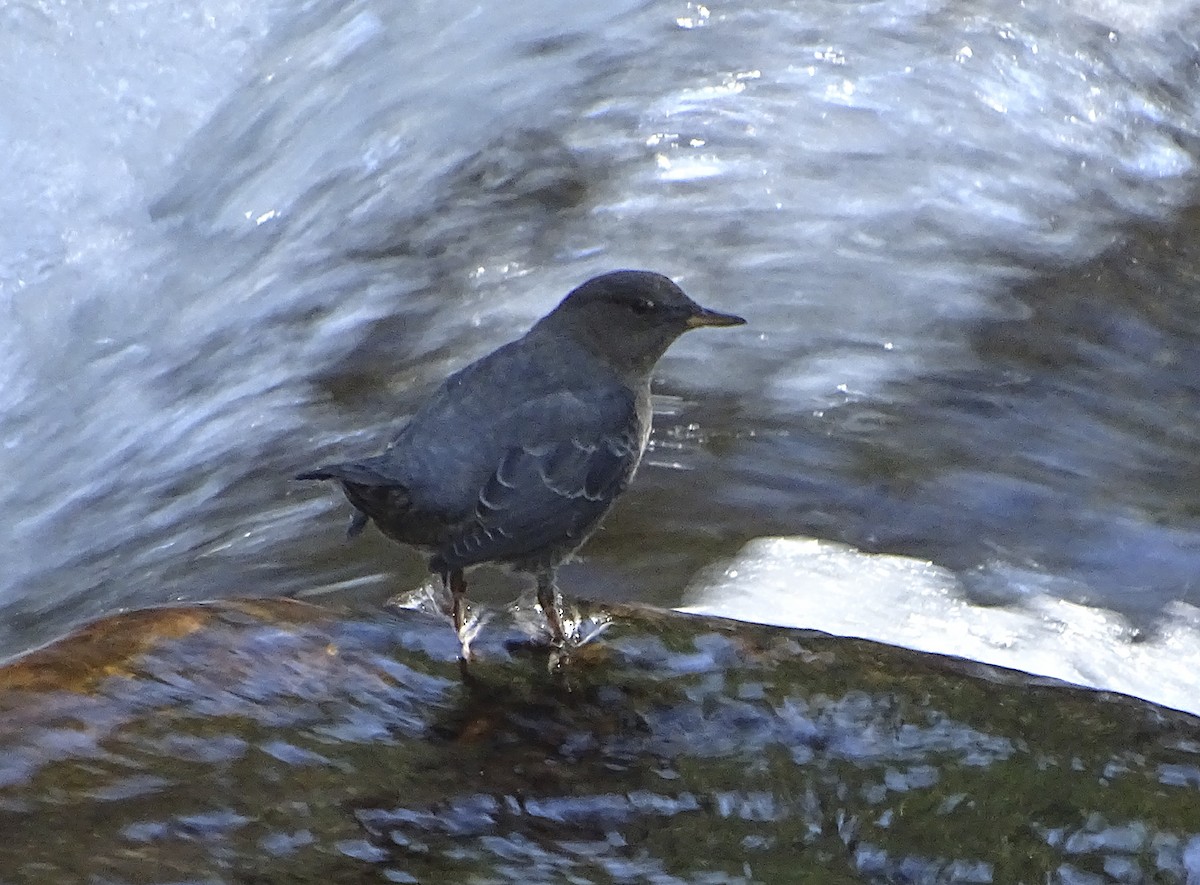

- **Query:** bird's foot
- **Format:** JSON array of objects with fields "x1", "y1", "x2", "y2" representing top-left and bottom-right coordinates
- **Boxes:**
[
  {"x1": 511, "y1": 591, "x2": 612, "y2": 653},
  {"x1": 511, "y1": 588, "x2": 569, "y2": 646},
  {"x1": 457, "y1": 607, "x2": 491, "y2": 661},
  {"x1": 547, "y1": 605, "x2": 615, "y2": 674},
  {"x1": 573, "y1": 612, "x2": 614, "y2": 647},
  {"x1": 542, "y1": 594, "x2": 569, "y2": 648},
  {"x1": 545, "y1": 596, "x2": 615, "y2": 648}
]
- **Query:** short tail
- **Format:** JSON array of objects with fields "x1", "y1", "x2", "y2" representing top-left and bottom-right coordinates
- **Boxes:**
[
  {"x1": 296, "y1": 458, "x2": 409, "y2": 540},
  {"x1": 295, "y1": 459, "x2": 400, "y2": 486}
]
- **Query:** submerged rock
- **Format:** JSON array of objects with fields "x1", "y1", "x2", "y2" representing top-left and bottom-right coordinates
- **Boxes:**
[{"x1": 0, "y1": 597, "x2": 1197, "y2": 883}]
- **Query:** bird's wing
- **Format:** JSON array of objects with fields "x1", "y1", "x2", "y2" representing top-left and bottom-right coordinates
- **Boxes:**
[{"x1": 439, "y1": 389, "x2": 643, "y2": 569}]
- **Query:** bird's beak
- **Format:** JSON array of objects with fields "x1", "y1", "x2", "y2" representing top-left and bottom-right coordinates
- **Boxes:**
[{"x1": 686, "y1": 305, "x2": 747, "y2": 328}]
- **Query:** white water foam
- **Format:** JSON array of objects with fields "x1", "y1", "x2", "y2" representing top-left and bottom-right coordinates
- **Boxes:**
[{"x1": 681, "y1": 537, "x2": 1200, "y2": 717}]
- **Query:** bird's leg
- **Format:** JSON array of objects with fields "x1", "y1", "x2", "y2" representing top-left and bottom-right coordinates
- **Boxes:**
[
  {"x1": 446, "y1": 568, "x2": 468, "y2": 635},
  {"x1": 440, "y1": 567, "x2": 476, "y2": 660},
  {"x1": 536, "y1": 569, "x2": 567, "y2": 646},
  {"x1": 436, "y1": 568, "x2": 452, "y2": 617}
]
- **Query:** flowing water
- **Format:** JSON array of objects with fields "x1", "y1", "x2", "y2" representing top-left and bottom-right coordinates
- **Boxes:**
[{"x1": 4, "y1": 0, "x2": 1200, "y2": 710}]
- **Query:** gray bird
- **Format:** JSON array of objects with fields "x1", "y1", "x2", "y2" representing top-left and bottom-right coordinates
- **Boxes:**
[{"x1": 297, "y1": 270, "x2": 744, "y2": 648}]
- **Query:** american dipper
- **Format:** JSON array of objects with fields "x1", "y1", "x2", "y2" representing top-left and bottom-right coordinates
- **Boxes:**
[{"x1": 297, "y1": 270, "x2": 745, "y2": 648}]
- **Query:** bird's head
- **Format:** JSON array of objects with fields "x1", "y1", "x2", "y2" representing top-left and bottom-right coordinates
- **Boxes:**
[{"x1": 535, "y1": 270, "x2": 745, "y2": 377}]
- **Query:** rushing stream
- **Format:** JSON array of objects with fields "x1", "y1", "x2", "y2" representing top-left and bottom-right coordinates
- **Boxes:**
[{"x1": 3, "y1": 0, "x2": 1200, "y2": 715}]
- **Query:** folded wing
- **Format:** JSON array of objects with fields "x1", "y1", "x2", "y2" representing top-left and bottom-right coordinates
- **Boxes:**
[{"x1": 440, "y1": 391, "x2": 643, "y2": 569}]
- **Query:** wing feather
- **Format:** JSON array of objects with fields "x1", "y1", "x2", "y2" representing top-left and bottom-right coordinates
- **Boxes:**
[{"x1": 446, "y1": 408, "x2": 643, "y2": 569}]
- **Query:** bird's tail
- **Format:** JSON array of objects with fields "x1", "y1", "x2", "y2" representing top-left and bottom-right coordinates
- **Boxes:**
[
  {"x1": 295, "y1": 459, "x2": 399, "y2": 486},
  {"x1": 296, "y1": 458, "x2": 410, "y2": 539}
]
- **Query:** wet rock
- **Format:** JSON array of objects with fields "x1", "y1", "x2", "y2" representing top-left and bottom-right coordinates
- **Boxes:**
[{"x1": 0, "y1": 598, "x2": 1197, "y2": 883}]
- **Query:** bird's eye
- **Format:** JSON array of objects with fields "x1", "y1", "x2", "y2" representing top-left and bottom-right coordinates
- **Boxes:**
[{"x1": 630, "y1": 298, "x2": 655, "y2": 315}]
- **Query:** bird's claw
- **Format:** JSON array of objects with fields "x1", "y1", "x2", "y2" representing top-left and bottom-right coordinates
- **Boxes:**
[{"x1": 457, "y1": 608, "x2": 491, "y2": 661}]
